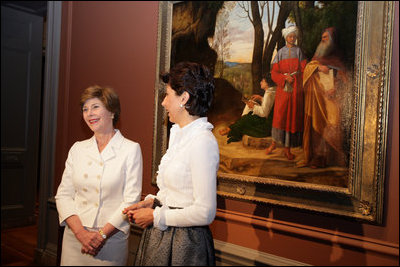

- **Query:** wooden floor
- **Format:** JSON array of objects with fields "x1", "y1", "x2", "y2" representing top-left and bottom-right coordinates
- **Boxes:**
[{"x1": 1, "y1": 224, "x2": 38, "y2": 266}]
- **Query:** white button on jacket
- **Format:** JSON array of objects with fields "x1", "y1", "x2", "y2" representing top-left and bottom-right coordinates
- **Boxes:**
[{"x1": 55, "y1": 130, "x2": 143, "y2": 234}]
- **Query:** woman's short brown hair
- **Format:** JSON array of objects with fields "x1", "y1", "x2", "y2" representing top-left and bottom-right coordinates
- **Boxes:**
[
  {"x1": 80, "y1": 85, "x2": 120, "y2": 126},
  {"x1": 161, "y1": 62, "x2": 215, "y2": 117}
]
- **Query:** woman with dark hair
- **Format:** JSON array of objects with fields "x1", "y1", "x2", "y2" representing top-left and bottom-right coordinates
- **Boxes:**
[
  {"x1": 55, "y1": 85, "x2": 143, "y2": 265},
  {"x1": 123, "y1": 62, "x2": 219, "y2": 266}
]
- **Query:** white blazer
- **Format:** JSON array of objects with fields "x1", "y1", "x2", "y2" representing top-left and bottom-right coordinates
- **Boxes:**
[{"x1": 55, "y1": 130, "x2": 142, "y2": 235}]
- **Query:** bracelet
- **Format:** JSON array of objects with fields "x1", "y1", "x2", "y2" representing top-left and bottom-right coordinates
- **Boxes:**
[
  {"x1": 98, "y1": 229, "x2": 107, "y2": 240},
  {"x1": 152, "y1": 198, "x2": 162, "y2": 209}
]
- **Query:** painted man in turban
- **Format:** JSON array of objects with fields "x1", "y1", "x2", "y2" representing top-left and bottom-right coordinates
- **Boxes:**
[
  {"x1": 299, "y1": 27, "x2": 348, "y2": 168},
  {"x1": 266, "y1": 26, "x2": 307, "y2": 160}
]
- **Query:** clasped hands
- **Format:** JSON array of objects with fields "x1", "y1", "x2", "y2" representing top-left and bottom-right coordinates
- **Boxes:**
[
  {"x1": 76, "y1": 229, "x2": 106, "y2": 256},
  {"x1": 122, "y1": 198, "x2": 155, "y2": 229}
]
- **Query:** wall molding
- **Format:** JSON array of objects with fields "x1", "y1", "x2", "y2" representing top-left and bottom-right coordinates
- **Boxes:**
[
  {"x1": 214, "y1": 239, "x2": 310, "y2": 266},
  {"x1": 216, "y1": 209, "x2": 399, "y2": 257},
  {"x1": 127, "y1": 223, "x2": 309, "y2": 266}
]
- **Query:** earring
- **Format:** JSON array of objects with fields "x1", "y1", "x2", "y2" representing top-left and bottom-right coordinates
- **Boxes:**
[
  {"x1": 180, "y1": 104, "x2": 183, "y2": 108},
  {"x1": 111, "y1": 114, "x2": 114, "y2": 119}
]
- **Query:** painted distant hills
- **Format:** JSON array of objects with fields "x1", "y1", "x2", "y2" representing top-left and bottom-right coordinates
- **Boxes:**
[
  {"x1": 217, "y1": 61, "x2": 252, "y2": 95},
  {"x1": 224, "y1": 61, "x2": 240, "y2": 67}
]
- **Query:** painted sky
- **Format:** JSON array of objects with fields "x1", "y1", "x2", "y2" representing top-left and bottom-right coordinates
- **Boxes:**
[{"x1": 212, "y1": 1, "x2": 293, "y2": 63}]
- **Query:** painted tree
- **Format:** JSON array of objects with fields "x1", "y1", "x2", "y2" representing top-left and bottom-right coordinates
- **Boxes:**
[
  {"x1": 237, "y1": 1, "x2": 265, "y2": 94},
  {"x1": 170, "y1": 1, "x2": 224, "y2": 72},
  {"x1": 210, "y1": 2, "x2": 235, "y2": 78}
]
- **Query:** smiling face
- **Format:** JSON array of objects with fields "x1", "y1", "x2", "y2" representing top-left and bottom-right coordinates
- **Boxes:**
[
  {"x1": 82, "y1": 97, "x2": 114, "y2": 134},
  {"x1": 161, "y1": 84, "x2": 184, "y2": 125}
]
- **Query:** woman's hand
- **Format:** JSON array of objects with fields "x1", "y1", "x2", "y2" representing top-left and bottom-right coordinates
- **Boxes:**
[
  {"x1": 123, "y1": 198, "x2": 154, "y2": 223},
  {"x1": 75, "y1": 228, "x2": 105, "y2": 256},
  {"x1": 127, "y1": 208, "x2": 154, "y2": 229},
  {"x1": 65, "y1": 215, "x2": 105, "y2": 256},
  {"x1": 123, "y1": 198, "x2": 154, "y2": 213}
]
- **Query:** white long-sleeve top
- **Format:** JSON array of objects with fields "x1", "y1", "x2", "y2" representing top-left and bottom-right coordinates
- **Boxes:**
[
  {"x1": 55, "y1": 130, "x2": 143, "y2": 234},
  {"x1": 147, "y1": 117, "x2": 219, "y2": 230},
  {"x1": 242, "y1": 86, "x2": 276, "y2": 117}
]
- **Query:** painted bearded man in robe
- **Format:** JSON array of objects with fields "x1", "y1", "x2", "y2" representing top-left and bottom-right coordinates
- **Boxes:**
[
  {"x1": 299, "y1": 27, "x2": 348, "y2": 168},
  {"x1": 266, "y1": 26, "x2": 307, "y2": 160}
]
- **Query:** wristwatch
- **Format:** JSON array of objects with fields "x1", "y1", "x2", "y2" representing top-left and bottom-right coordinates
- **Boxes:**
[{"x1": 98, "y1": 229, "x2": 107, "y2": 240}]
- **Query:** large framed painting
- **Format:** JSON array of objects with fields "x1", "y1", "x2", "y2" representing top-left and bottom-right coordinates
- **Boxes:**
[{"x1": 152, "y1": 1, "x2": 395, "y2": 224}]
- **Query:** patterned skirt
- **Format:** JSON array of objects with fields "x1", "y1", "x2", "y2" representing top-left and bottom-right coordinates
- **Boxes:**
[{"x1": 134, "y1": 225, "x2": 215, "y2": 266}]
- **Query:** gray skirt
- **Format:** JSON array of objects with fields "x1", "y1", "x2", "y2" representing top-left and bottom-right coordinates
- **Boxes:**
[{"x1": 134, "y1": 225, "x2": 215, "y2": 266}]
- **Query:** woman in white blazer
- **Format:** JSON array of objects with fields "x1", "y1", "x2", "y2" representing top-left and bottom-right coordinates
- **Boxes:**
[{"x1": 55, "y1": 85, "x2": 142, "y2": 265}]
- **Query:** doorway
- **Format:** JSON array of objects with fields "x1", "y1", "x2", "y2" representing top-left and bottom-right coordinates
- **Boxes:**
[{"x1": 1, "y1": 0, "x2": 48, "y2": 229}]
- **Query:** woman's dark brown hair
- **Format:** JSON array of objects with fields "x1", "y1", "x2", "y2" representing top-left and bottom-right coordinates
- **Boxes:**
[{"x1": 161, "y1": 62, "x2": 215, "y2": 117}]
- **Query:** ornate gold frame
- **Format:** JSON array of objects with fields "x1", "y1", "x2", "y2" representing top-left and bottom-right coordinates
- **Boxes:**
[{"x1": 152, "y1": 1, "x2": 395, "y2": 224}]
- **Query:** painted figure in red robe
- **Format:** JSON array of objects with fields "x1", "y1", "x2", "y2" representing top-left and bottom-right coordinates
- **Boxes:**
[{"x1": 265, "y1": 26, "x2": 307, "y2": 160}]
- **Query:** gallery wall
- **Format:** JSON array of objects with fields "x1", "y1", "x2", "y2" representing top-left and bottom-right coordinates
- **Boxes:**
[
  {"x1": 55, "y1": 1, "x2": 159, "y2": 197},
  {"x1": 54, "y1": 1, "x2": 399, "y2": 265}
]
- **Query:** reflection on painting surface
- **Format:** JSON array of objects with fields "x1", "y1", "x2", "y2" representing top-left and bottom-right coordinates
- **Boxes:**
[{"x1": 171, "y1": 1, "x2": 358, "y2": 188}]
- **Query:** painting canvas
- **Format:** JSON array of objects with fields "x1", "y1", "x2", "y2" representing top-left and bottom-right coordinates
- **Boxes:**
[
  {"x1": 152, "y1": 1, "x2": 395, "y2": 224},
  {"x1": 208, "y1": 1, "x2": 357, "y2": 189}
]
